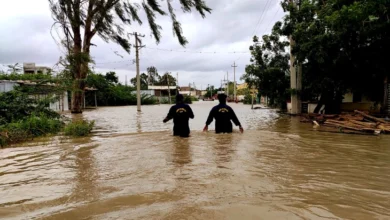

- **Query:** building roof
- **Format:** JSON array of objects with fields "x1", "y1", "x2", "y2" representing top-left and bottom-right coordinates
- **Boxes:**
[
  {"x1": 148, "y1": 85, "x2": 177, "y2": 90},
  {"x1": 0, "y1": 80, "x2": 56, "y2": 86},
  {"x1": 85, "y1": 87, "x2": 98, "y2": 91}
]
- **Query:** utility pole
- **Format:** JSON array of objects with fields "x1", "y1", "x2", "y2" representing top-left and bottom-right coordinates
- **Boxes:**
[
  {"x1": 131, "y1": 32, "x2": 145, "y2": 112},
  {"x1": 289, "y1": 0, "x2": 302, "y2": 114},
  {"x1": 167, "y1": 74, "x2": 171, "y2": 104},
  {"x1": 226, "y1": 71, "x2": 229, "y2": 97},
  {"x1": 207, "y1": 84, "x2": 210, "y2": 98},
  {"x1": 176, "y1": 72, "x2": 179, "y2": 95},
  {"x1": 125, "y1": 75, "x2": 127, "y2": 86},
  {"x1": 231, "y1": 62, "x2": 237, "y2": 102},
  {"x1": 193, "y1": 82, "x2": 196, "y2": 97},
  {"x1": 176, "y1": 72, "x2": 179, "y2": 87}
]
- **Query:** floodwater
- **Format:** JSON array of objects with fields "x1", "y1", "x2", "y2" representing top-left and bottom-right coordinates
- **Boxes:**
[{"x1": 1, "y1": 101, "x2": 390, "y2": 220}]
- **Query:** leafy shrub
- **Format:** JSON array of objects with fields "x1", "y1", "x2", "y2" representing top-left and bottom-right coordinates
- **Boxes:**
[
  {"x1": 0, "y1": 114, "x2": 63, "y2": 146},
  {"x1": 243, "y1": 94, "x2": 253, "y2": 104},
  {"x1": 64, "y1": 120, "x2": 95, "y2": 137},
  {"x1": 183, "y1": 95, "x2": 193, "y2": 104}
]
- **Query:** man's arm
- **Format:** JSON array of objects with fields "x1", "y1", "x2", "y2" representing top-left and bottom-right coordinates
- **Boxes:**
[
  {"x1": 203, "y1": 108, "x2": 215, "y2": 131},
  {"x1": 187, "y1": 105, "x2": 194, "y2": 119},
  {"x1": 229, "y1": 107, "x2": 244, "y2": 133},
  {"x1": 163, "y1": 106, "x2": 175, "y2": 123}
]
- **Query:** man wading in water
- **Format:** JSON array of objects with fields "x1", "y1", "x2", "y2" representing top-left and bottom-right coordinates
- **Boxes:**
[
  {"x1": 203, "y1": 93, "x2": 244, "y2": 133},
  {"x1": 163, "y1": 94, "x2": 194, "y2": 137}
]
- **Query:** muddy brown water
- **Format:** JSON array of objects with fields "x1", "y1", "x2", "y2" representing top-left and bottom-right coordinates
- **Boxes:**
[{"x1": 1, "y1": 101, "x2": 390, "y2": 220}]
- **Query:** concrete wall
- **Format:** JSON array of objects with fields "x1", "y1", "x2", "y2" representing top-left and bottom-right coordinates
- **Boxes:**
[
  {"x1": 340, "y1": 102, "x2": 380, "y2": 113},
  {"x1": 49, "y1": 92, "x2": 69, "y2": 112},
  {"x1": 0, "y1": 81, "x2": 19, "y2": 92},
  {"x1": 0, "y1": 81, "x2": 69, "y2": 112},
  {"x1": 342, "y1": 92, "x2": 353, "y2": 103},
  {"x1": 288, "y1": 102, "x2": 318, "y2": 114}
]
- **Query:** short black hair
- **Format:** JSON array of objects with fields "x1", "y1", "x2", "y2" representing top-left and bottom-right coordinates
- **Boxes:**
[
  {"x1": 218, "y1": 93, "x2": 227, "y2": 103},
  {"x1": 176, "y1": 94, "x2": 184, "y2": 103}
]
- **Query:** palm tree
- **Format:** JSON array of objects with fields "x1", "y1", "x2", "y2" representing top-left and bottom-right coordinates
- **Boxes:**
[{"x1": 48, "y1": 0, "x2": 211, "y2": 113}]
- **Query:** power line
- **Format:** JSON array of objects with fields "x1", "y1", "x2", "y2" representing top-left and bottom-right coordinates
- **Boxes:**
[
  {"x1": 144, "y1": 47, "x2": 249, "y2": 54},
  {"x1": 265, "y1": 4, "x2": 282, "y2": 33},
  {"x1": 235, "y1": 0, "x2": 272, "y2": 62},
  {"x1": 93, "y1": 59, "x2": 135, "y2": 65},
  {"x1": 252, "y1": 0, "x2": 272, "y2": 36}
]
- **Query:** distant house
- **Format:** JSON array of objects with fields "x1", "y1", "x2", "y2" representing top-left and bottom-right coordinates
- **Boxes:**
[
  {"x1": 0, "y1": 80, "x2": 69, "y2": 112},
  {"x1": 132, "y1": 85, "x2": 178, "y2": 102},
  {"x1": 146, "y1": 85, "x2": 178, "y2": 97},
  {"x1": 179, "y1": 86, "x2": 203, "y2": 97},
  {"x1": 236, "y1": 83, "x2": 258, "y2": 102},
  {"x1": 23, "y1": 63, "x2": 51, "y2": 74},
  {"x1": 287, "y1": 91, "x2": 386, "y2": 114}
]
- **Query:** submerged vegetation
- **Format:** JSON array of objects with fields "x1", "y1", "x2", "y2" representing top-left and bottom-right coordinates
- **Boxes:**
[
  {"x1": 64, "y1": 120, "x2": 95, "y2": 137},
  {"x1": 0, "y1": 81, "x2": 93, "y2": 147}
]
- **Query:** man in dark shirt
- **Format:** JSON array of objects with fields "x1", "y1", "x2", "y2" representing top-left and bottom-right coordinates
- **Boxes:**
[
  {"x1": 163, "y1": 94, "x2": 194, "y2": 137},
  {"x1": 203, "y1": 93, "x2": 243, "y2": 133}
]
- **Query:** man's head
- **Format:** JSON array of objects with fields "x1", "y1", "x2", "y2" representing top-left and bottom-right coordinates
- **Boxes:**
[
  {"x1": 218, "y1": 93, "x2": 227, "y2": 104},
  {"x1": 176, "y1": 94, "x2": 184, "y2": 103}
]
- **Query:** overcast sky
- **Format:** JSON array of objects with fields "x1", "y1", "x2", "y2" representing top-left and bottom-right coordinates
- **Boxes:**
[{"x1": 0, "y1": 0, "x2": 285, "y2": 89}]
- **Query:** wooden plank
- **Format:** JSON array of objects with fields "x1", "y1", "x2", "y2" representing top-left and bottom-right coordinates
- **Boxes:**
[
  {"x1": 349, "y1": 120, "x2": 377, "y2": 128},
  {"x1": 354, "y1": 110, "x2": 388, "y2": 124}
]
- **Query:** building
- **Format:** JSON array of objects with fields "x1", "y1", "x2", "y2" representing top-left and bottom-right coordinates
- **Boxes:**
[
  {"x1": 0, "y1": 80, "x2": 69, "y2": 112},
  {"x1": 340, "y1": 92, "x2": 381, "y2": 113},
  {"x1": 178, "y1": 86, "x2": 205, "y2": 97},
  {"x1": 236, "y1": 83, "x2": 258, "y2": 102},
  {"x1": 23, "y1": 63, "x2": 51, "y2": 74},
  {"x1": 286, "y1": 91, "x2": 386, "y2": 114}
]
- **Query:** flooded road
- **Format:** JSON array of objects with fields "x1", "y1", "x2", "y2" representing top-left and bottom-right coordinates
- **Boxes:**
[{"x1": 1, "y1": 101, "x2": 390, "y2": 219}]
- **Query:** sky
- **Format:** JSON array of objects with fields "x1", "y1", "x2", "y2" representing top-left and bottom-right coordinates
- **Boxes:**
[{"x1": 0, "y1": 0, "x2": 286, "y2": 89}]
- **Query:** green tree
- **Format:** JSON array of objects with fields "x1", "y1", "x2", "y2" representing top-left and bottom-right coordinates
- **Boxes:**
[
  {"x1": 158, "y1": 72, "x2": 176, "y2": 86},
  {"x1": 130, "y1": 73, "x2": 148, "y2": 90},
  {"x1": 146, "y1": 66, "x2": 160, "y2": 85},
  {"x1": 105, "y1": 71, "x2": 119, "y2": 84},
  {"x1": 278, "y1": 0, "x2": 390, "y2": 113},
  {"x1": 7, "y1": 63, "x2": 22, "y2": 73},
  {"x1": 241, "y1": 28, "x2": 290, "y2": 108},
  {"x1": 48, "y1": 0, "x2": 211, "y2": 113},
  {"x1": 204, "y1": 85, "x2": 218, "y2": 98}
]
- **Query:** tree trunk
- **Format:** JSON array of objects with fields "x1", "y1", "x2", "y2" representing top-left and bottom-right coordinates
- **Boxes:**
[{"x1": 71, "y1": 79, "x2": 85, "y2": 114}]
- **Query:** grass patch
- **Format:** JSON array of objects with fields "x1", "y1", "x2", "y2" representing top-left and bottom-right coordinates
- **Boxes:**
[{"x1": 64, "y1": 120, "x2": 95, "y2": 137}]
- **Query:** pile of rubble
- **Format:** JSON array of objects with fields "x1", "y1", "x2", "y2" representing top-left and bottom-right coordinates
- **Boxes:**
[{"x1": 301, "y1": 110, "x2": 390, "y2": 135}]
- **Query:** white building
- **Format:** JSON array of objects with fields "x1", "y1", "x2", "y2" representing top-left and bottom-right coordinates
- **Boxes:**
[
  {"x1": 23, "y1": 63, "x2": 51, "y2": 74},
  {"x1": 0, "y1": 80, "x2": 69, "y2": 112}
]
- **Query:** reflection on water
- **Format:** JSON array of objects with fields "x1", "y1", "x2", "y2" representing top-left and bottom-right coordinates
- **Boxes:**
[{"x1": 1, "y1": 101, "x2": 390, "y2": 219}]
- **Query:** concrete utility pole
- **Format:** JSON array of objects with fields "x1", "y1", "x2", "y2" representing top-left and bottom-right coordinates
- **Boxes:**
[
  {"x1": 226, "y1": 71, "x2": 229, "y2": 97},
  {"x1": 167, "y1": 74, "x2": 171, "y2": 104},
  {"x1": 289, "y1": 0, "x2": 302, "y2": 114},
  {"x1": 193, "y1": 82, "x2": 196, "y2": 97},
  {"x1": 132, "y1": 32, "x2": 145, "y2": 112},
  {"x1": 176, "y1": 72, "x2": 179, "y2": 95},
  {"x1": 231, "y1": 62, "x2": 237, "y2": 101}
]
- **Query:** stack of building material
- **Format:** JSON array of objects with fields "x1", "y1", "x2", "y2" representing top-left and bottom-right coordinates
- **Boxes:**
[{"x1": 302, "y1": 110, "x2": 390, "y2": 134}]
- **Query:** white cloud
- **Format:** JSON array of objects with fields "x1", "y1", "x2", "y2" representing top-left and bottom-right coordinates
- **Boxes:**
[{"x1": 0, "y1": 0, "x2": 286, "y2": 87}]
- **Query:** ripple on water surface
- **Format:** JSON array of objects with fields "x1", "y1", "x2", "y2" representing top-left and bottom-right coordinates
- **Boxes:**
[{"x1": 1, "y1": 102, "x2": 390, "y2": 219}]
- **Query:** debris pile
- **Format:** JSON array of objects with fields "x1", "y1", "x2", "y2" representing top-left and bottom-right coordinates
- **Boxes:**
[{"x1": 301, "y1": 110, "x2": 390, "y2": 135}]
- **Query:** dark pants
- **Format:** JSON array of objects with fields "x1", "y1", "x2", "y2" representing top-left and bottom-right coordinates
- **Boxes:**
[
  {"x1": 215, "y1": 121, "x2": 233, "y2": 134},
  {"x1": 173, "y1": 125, "x2": 190, "y2": 137}
]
